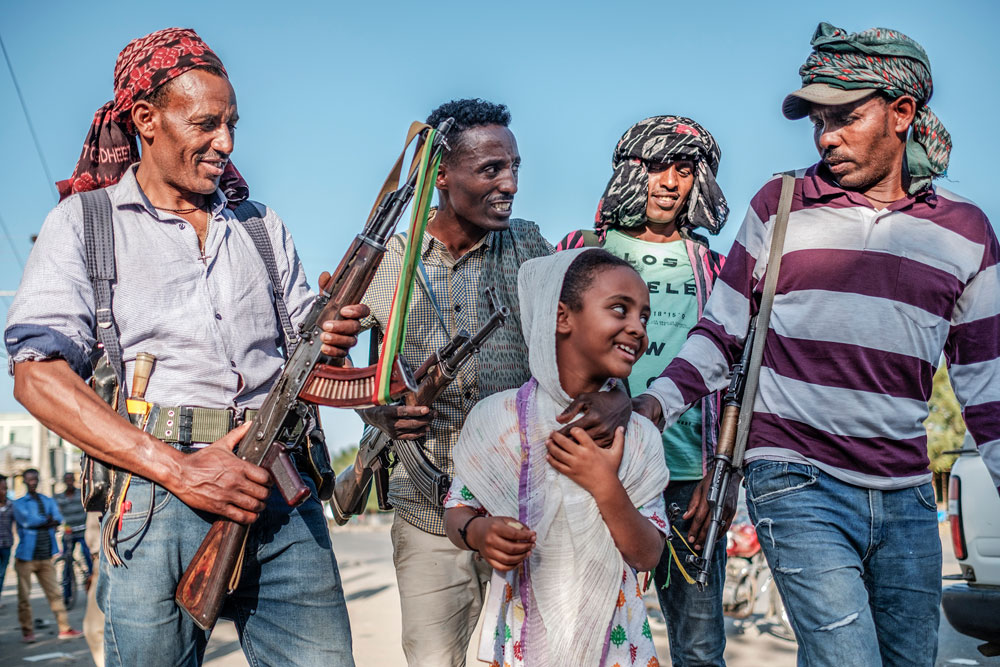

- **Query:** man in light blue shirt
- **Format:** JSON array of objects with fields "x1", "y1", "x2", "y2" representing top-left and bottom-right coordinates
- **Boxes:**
[
  {"x1": 12, "y1": 469, "x2": 80, "y2": 642},
  {"x1": 5, "y1": 28, "x2": 364, "y2": 665}
]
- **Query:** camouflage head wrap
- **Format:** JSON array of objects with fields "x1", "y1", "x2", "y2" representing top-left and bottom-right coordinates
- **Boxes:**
[
  {"x1": 596, "y1": 116, "x2": 729, "y2": 236},
  {"x1": 798, "y1": 22, "x2": 951, "y2": 194}
]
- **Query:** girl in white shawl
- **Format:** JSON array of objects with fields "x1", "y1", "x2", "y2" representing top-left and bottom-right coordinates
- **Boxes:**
[{"x1": 444, "y1": 249, "x2": 670, "y2": 667}]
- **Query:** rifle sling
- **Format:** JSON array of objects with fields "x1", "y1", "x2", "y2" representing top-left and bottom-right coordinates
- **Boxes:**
[
  {"x1": 393, "y1": 438, "x2": 450, "y2": 506},
  {"x1": 732, "y1": 173, "x2": 795, "y2": 467}
]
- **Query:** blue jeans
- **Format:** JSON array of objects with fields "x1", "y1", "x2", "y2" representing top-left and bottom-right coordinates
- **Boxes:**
[
  {"x1": 97, "y1": 477, "x2": 354, "y2": 667},
  {"x1": 744, "y1": 460, "x2": 941, "y2": 667},
  {"x1": 653, "y1": 480, "x2": 727, "y2": 667},
  {"x1": 0, "y1": 545, "x2": 10, "y2": 601},
  {"x1": 61, "y1": 532, "x2": 93, "y2": 600}
]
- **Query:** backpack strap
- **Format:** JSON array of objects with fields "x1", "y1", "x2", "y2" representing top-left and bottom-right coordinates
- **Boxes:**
[
  {"x1": 556, "y1": 229, "x2": 603, "y2": 251},
  {"x1": 80, "y1": 189, "x2": 129, "y2": 419},
  {"x1": 233, "y1": 201, "x2": 298, "y2": 356}
]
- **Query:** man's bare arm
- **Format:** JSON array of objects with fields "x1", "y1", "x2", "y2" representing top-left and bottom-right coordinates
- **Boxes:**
[{"x1": 13, "y1": 359, "x2": 270, "y2": 524}]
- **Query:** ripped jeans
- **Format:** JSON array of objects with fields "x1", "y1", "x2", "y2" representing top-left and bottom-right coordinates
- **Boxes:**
[{"x1": 744, "y1": 460, "x2": 940, "y2": 667}]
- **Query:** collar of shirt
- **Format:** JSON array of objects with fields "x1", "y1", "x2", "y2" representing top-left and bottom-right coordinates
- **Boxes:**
[
  {"x1": 421, "y1": 228, "x2": 494, "y2": 269},
  {"x1": 801, "y1": 161, "x2": 938, "y2": 212},
  {"x1": 108, "y1": 164, "x2": 229, "y2": 221}
]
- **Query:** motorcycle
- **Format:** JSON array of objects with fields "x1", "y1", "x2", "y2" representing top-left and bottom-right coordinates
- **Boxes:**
[{"x1": 722, "y1": 492, "x2": 795, "y2": 641}]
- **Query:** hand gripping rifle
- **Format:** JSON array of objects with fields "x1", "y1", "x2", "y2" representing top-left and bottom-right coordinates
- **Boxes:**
[
  {"x1": 684, "y1": 172, "x2": 795, "y2": 590},
  {"x1": 175, "y1": 119, "x2": 453, "y2": 631},
  {"x1": 331, "y1": 288, "x2": 509, "y2": 524},
  {"x1": 685, "y1": 317, "x2": 756, "y2": 590}
]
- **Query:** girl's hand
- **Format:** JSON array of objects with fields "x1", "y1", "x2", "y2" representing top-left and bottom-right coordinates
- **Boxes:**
[
  {"x1": 545, "y1": 426, "x2": 625, "y2": 498},
  {"x1": 467, "y1": 516, "x2": 536, "y2": 572}
]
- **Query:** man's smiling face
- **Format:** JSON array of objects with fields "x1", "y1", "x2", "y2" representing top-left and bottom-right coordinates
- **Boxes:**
[
  {"x1": 140, "y1": 68, "x2": 239, "y2": 199},
  {"x1": 645, "y1": 159, "x2": 695, "y2": 225},
  {"x1": 437, "y1": 124, "x2": 520, "y2": 232}
]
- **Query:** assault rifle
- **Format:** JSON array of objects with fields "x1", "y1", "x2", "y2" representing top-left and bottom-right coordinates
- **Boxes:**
[
  {"x1": 331, "y1": 288, "x2": 509, "y2": 524},
  {"x1": 175, "y1": 119, "x2": 452, "y2": 631},
  {"x1": 684, "y1": 172, "x2": 794, "y2": 590},
  {"x1": 685, "y1": 316, "x2": 757, "y2": 590}
]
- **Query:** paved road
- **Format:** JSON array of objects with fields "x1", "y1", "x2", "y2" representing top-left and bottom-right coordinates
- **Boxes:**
[{"x1": 1, "y1": 518, "x2": 994, "y2": 665}]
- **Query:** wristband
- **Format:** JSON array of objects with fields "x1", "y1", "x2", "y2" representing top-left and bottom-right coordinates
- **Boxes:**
[{"x1": 458, "y1": 514, "x2": 484, "y2": 552}]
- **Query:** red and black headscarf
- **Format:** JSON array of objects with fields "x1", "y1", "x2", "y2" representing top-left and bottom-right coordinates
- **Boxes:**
[{"x1": 57, "y1": 28, "x2": 248, "y2": 206}]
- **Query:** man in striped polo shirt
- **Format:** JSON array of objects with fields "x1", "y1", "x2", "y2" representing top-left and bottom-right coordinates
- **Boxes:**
[{"x1": 635, "y1": 22, "x2": 1000, "y2": 666}]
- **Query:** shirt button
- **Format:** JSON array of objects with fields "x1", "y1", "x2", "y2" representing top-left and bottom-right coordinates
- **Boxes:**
[
  {"x1": 454, "y1": 304, "x2": 462, "y2": 313},
  {"x1": 215, "y1": 313, "x2": 222, "y2": 320},
  {"x1": 178, "y1": 223, "x2": 186, "y2": 230},
  {"x1": 231, "y1": 361, "x2": 237, "y2": 368},
  {"x1": 464, "y1": 390, "x2": 472, "y2": 399}
]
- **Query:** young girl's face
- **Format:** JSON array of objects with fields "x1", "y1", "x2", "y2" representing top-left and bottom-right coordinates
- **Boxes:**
[{"x1": 558, "y1": 265, "x2": 650, "y2": 382}]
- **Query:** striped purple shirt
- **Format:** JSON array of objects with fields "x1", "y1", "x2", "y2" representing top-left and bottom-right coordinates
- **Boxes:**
[{"x1": 646, "y1": 164, "x2": 1000, "y2": 493}]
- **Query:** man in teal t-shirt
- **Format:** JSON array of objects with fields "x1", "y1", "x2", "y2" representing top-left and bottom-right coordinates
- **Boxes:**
[
  {"x1": 557, "y1": 115, "x2": 730, "y2": 666},
  {"x1": 602, "y1": 231, "x2": 704, "y2": 480}
]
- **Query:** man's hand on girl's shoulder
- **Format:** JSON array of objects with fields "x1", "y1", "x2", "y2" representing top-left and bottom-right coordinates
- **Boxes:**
[
  {"x1": 632, "y1": 394, "x2": 664, "y2": 430},
  {"x1": 556, "y1": 384, "x2": 632, "y2": 448}
]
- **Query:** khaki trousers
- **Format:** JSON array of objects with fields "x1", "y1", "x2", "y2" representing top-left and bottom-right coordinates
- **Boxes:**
[
  {"x1": 391, "y1": 514, "x2": 492, "y2": 667},
  {"x1": 83, "y1": 511, "x2": 104, "y2": 665},
  {"x1": 15, "y1": 557, "x2": 71, "y2": 635}
]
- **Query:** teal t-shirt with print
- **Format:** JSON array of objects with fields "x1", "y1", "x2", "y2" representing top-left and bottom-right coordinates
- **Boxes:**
[{"x1": 602, "y1": 229, "x2": 704, "y2": 481}]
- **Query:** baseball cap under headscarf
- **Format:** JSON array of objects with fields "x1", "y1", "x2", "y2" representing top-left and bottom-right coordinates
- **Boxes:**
[
  {"x1": 57, "y1": 28, "x2": 249, "y2": 206},
  {"x1": 596, "y1": 116, "x2": 729, "y2": 236},
  {"x1": 782, "y1": 22, "x2": 951, "y2": 194}
]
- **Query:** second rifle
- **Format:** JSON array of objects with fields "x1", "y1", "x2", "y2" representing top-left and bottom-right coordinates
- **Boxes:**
[
  {"x1": 684, "y1": 316, "x2": 757, "y2": 590},
  {"x1": 331, "y1": 288, "x2": 509, "y2": 523}
]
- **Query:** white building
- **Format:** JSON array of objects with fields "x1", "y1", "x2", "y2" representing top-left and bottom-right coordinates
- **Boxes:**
[{"x1": 0, "y1": 412, "x2": 79, "y2": 496}]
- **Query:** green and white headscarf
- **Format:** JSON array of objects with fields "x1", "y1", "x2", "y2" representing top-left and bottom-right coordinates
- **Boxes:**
[{"x1": 798, "y1": 22, "x2": 951, "y2": 193}]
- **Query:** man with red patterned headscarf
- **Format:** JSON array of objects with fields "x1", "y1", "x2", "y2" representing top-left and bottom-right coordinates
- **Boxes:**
[{"x1": 6, "y1": 28, "x2": 362, "y2": 665}]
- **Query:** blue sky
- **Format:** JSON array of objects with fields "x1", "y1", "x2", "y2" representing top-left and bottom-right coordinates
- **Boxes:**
[{"x1": 1, "y1": 0, "x2": 997, "y2": 450}]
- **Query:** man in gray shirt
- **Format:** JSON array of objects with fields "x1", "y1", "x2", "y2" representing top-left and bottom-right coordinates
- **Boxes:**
[
  {"x1": 5, "y1": 28, "x2": 364, "y2": 665},
  {"x1": 55, "y1": 473, "x2": 92, "y2": 591}
]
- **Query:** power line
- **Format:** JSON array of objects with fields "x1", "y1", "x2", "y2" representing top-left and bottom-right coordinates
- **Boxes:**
[
  {"x1": 0, "y1": 210, "x2": 25, "y2": 270},
  {"x1": 0, "y1": 31, "x2": 58, "y2": 202}
]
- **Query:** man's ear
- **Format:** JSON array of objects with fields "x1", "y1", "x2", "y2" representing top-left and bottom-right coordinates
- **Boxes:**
[
  {"x1": 889, "y1": 95, "x2": 917, "y2": 136},
  {"x1": 131, "y1": 100, "x2": 158, "y2": 142},
  {"x1": 556, "y1": 302, "x2": 573, "y2": 335},
  {"x1": 435, "y1": 160, "x2": 448, "y2": 191}
]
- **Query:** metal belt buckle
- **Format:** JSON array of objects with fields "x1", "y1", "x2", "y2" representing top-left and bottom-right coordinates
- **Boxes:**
[{"x1": 230, "y1": 406, "x2": 247, "y2": 428}]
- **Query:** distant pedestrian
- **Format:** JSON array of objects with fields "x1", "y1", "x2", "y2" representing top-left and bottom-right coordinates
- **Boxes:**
[
  {"x1": 0, "y1": 474, "x2": 13, "y2": 606},
  {"x1": 55, "y1": 471, "x2": 94, "y2": 596},
  {"x1": 12, "y1": 468, "x2": 82, "y2": 642}
]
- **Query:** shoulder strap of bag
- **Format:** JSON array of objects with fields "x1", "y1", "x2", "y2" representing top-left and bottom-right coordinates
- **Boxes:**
[
  {"x1": 733, "y1": 172, "x2": 795, "y2": 464},
  {"x1": 80, "y1": 189, "x2": 129, "y2": 419},
  {"x1": 233, "y1": 201, "x2": 298, "y2": 357}
]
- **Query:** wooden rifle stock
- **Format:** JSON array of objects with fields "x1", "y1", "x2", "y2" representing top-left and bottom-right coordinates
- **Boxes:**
[{"x1": 175, "y1": 520, "x2": 247, "y2": 630}]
